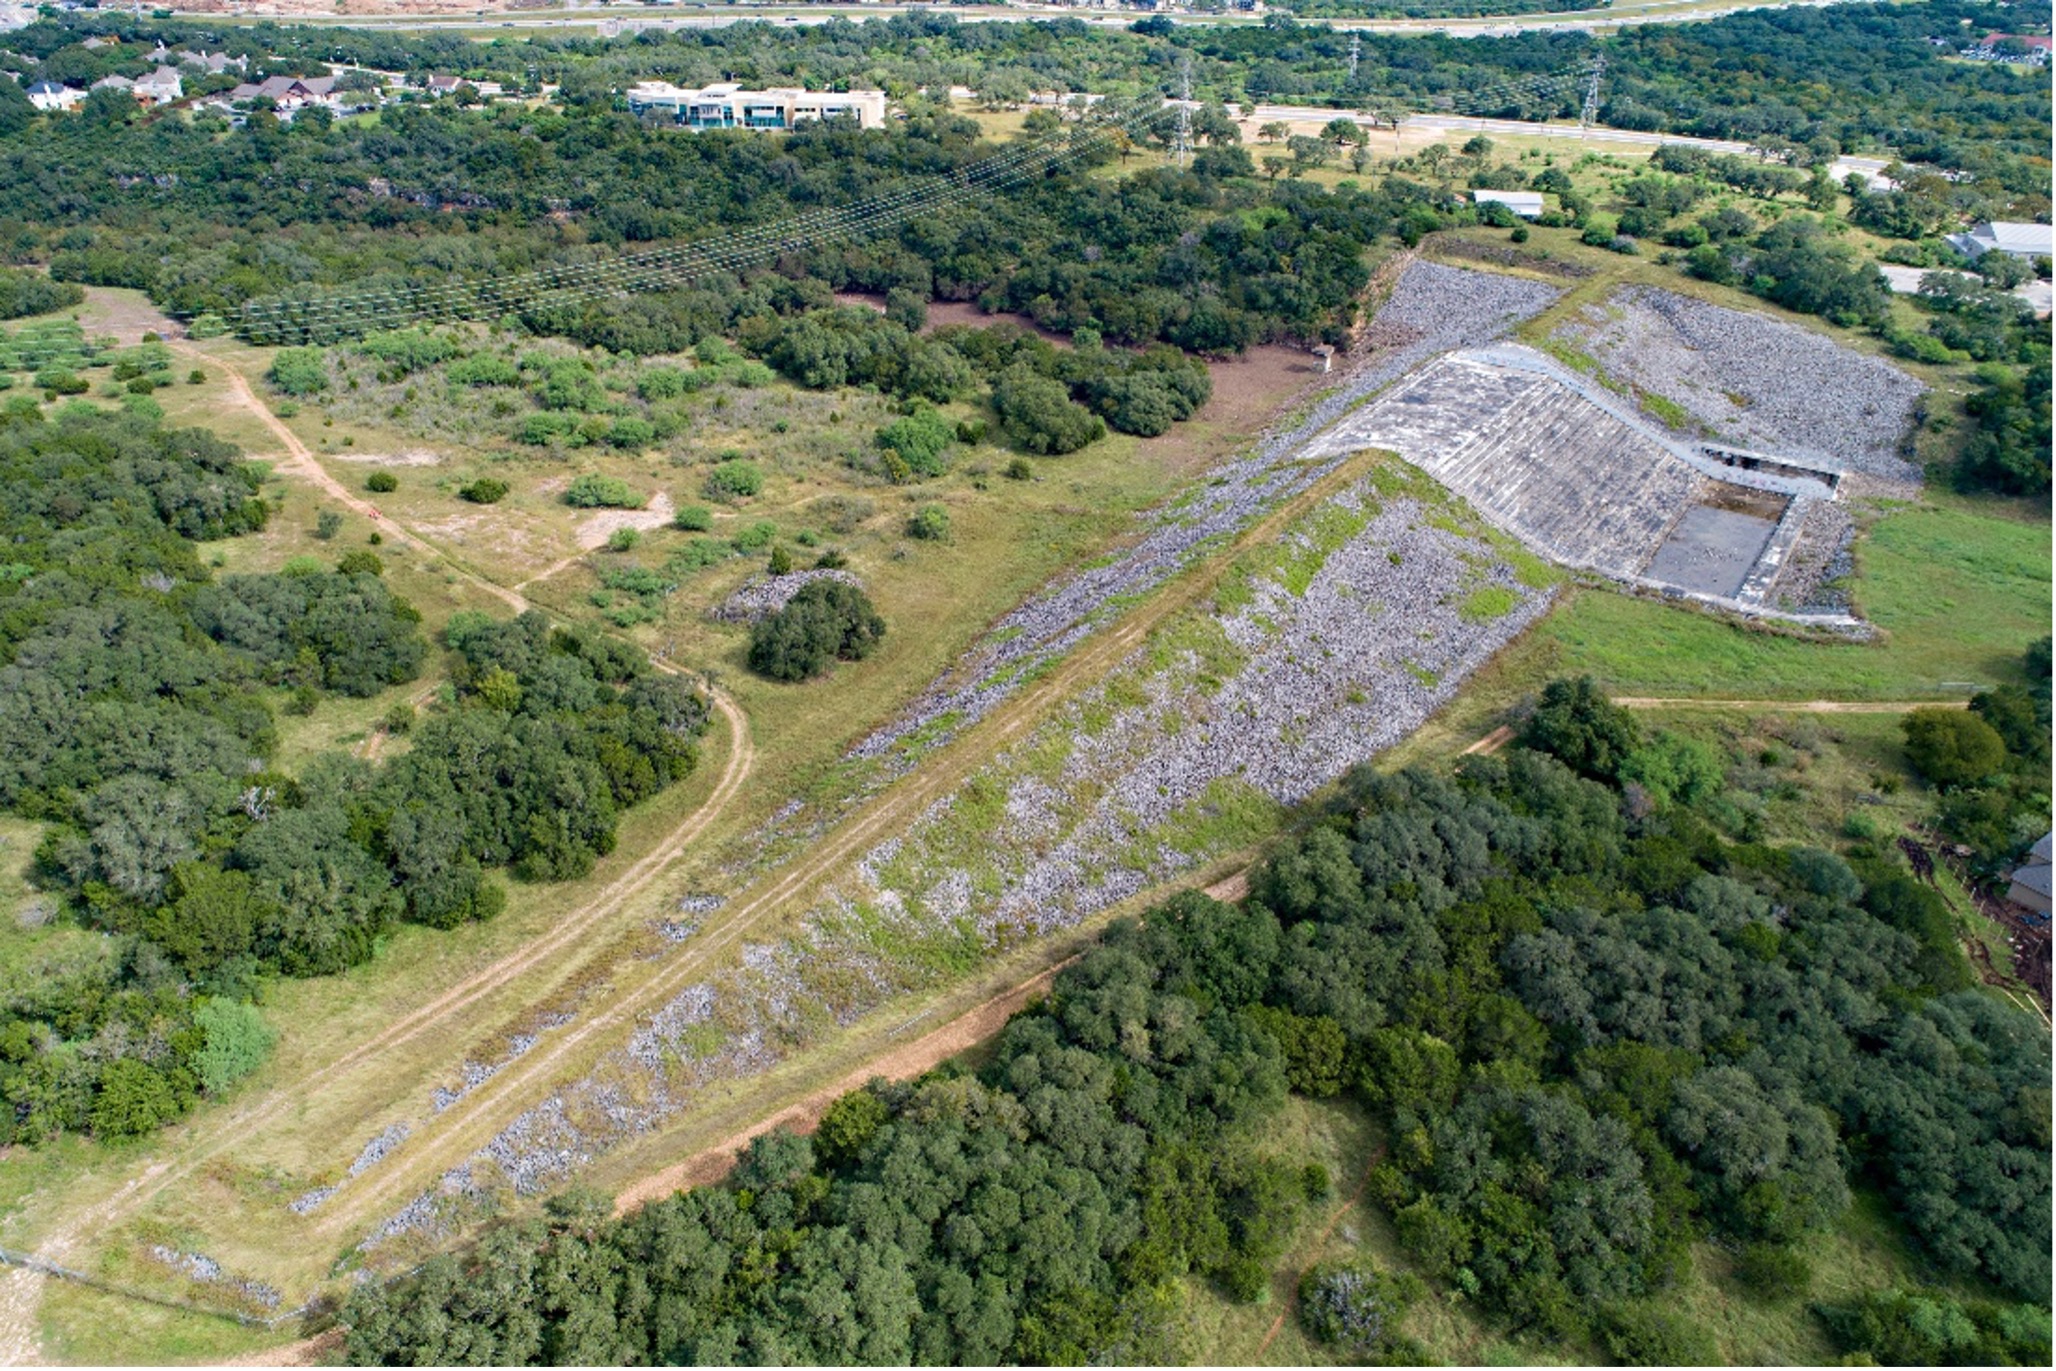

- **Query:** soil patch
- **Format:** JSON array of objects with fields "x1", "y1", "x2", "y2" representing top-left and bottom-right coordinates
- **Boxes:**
[
  {"x1": 613, "y1": 959, "x2": 1073, "y2": 1214},
  {"x1": 575, "y1": 491, "x2": 676, "y2": 550},
  {"x1": 327, "y1": 448, "x2": 444, "y2": 468}
]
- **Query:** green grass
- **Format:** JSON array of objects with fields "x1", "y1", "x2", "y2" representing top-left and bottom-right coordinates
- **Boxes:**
[
  {"x1": 1637, "y1": 389, "x2": 1693, "y2": 431},
  {"x1": 1458, "y1": 584, "x2": 1522, "y2": 623},
  {"x1": 1541, "y1": 503, "x2": 2050, "y2": 699}
]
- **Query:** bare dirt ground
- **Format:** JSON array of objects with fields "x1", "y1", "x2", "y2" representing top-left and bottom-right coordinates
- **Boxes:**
[
  {"x1": 72, "y1": 289, "x2": 180, "y2": 346},
  {"x1": 609, "y1": 858, "x2": 1260, "y2": 1214},
  {"x1": 323, "y1": 448, "x2": 445, "y2": 468},
  {"x1": 613, "y1": 959, "x2": 1076, "y2": 1212},
  {"x1": 573, "y1": 491, "x2": 675, "y2": 549},
  {"x1": 1462, "y1": 724, "x2": 1516, "y2": 755}
]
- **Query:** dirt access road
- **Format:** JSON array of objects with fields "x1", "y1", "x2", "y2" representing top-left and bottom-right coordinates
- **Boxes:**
[
  {"x1": 320, "y1": 441, "x2": 1384, "y2": 1242},
  {"x1": 0, "y1": 351, "x2": 758, "y2": 1364}
]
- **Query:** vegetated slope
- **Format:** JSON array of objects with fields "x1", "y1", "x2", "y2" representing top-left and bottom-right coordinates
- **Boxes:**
[
  {"x1": 0, "y1": 404, "x2": 712, "y2": 1148},
  {"x1": 338, "y1": 716, "x2": 2052, "y2": 1365}
]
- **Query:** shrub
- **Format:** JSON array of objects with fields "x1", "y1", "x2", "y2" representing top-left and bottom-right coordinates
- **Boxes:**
[
  {"x1": 1519, "y1": 676, "x2": 1641, "y2": 783},
  {"x1": 356, "y1": 328, "x2": 457, "y2": 376},
  {"x1": 637, "y1": 366, "x2": 691, "y2": 401},
  {"x1": 731, "y1": 519, "x2": 777, "y2": 552},
  {"x1": 608, "y1": 416, "x2": 656, "y2": 450},
  {"x1": 704, "y1": 458, "x2": 765, "y2": 501},
  {"x1": 564, "y1": 474, "x2": 646, "y2": 509},
  {"x1": 606, "y1": 528, "x2": 642, "y2": 553},
  {"x1": 191, "y1": 998, "x2": 277, "y2": 1096},
  {"x1": 673, "y1": 504, "x2": 714, "y2": 532},
  {"x1": 34, "y1": 370, "x2": 88, "y2": 396},
  {"x1": 447, "y1": 353, "x2": 521, "y2": 387},
  {"x1": 1005, "y1": 457, "x2": 1034, "y2": 480},
  {"x1": 907, "y1": 504, "x2": 952, "y2": 541},
  {"x1": 876, "y1": 406, "x2": 955, "y2": 478},
  {"x1": 336, "y1": 549, "x2": 384, "y2": 576},
  {"x1": 267, "y1": 346, "x2": 328, "y2": 396},
  {"x1": 460, "y1": 478, "x2": 509, "y2": 504},
  {"x1": 366, "y1": 471, "x2": 398, "y2": 493},
  {"x1": 1298, "y1": 1261, "x2": 1424, "y2": 1360},
  {"x1": 747, "y1": 581, "x2": 886, "y2": 682},
  {"x1": 1902, "y1": 707, "x2": 2006, "y2": 789},
  {"x1": 314, "y1": 510, "x2": 343, "y2": 541},
  {"x1": 767, "y1": 543, "x2": 795, "y2": 574}
]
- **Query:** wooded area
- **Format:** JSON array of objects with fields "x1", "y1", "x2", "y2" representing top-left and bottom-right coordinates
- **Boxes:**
[
  {"x1": 339, "y1": 696, "x2": 2052, "y2": 1364},
  {"x1": 0, "y1": 407, "x2": 711, "y2": 1144}
]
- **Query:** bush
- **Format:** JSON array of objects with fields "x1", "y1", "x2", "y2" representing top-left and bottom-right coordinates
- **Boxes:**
[
  {"x1": 447, "y1": 352, "x2": 522, "y2": 387},
  {"x1": 1902, "y1": 707, "x2": 2006, "y2": 789},
  {"x1": 0, "y1": 268, "x2": 86, "y2": 321},
  {"x1": 876, "y1": 406, "x2": 955, "y2": 478},
  {"x1": 267, "y1": 346, "x2": 328, "y2": 396},
  {"x1": 1005, "y1": 457, "x2": 1034, "y2": 480},
  {"x1": 366, "y1": 471, "x2": 398, "y2": 493},
  {"x1": 191, "y1": 998, "x2": 277, "y2": 1096},
  {"x1": 608, "y1": 417, "x2": 656, "y2": 450},
  {"x1": 673, "y1": 504, "x2": 715, "y2": 532},
  {"x1": 460, "y1": 478, "x2": 509, "y2": 505},
  {"x1": 606, "y1": 528, "x2": 642, "y2": 553},
  {"x1": 1298, "y1": 1261, "x2": 1424, "y2": 1359},
  {"x1": 907, "y1": 504, "x2": 951, "y2": 541},
  {"x1": 336, "y1": 549, "x2": 384, "y2": 576},
  {"x1": 314, "y1": 510, "x2": 343, "y2": 541},
  {"x1": 704, "y1": 458, "x2": 765, "y2": 501},
  {"x1": 747, "y1": 580, "x2": 886, "y2": 682},
  {"x1": 564, "y1": 473, "x2": 646, "y2": 509}
]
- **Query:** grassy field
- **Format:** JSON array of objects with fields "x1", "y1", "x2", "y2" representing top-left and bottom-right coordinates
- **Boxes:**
[{"x1": 1539, "y1": 503, "x2": 2050, "y2": 700}]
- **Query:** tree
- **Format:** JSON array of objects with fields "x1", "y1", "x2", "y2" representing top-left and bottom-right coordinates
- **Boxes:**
[
  {"x1": 747, "y1": 581, "x2": 887, "y2": 682},
  {"x1": 907, "y1": 504, "x2": 951, "y2": 541},
  {"x1": 1519, "y1": 677, "x2": 1642, "y2": 783},
  {"x1": 1257, "y1": 121, "x2": 1289, "y2": 144},
  {"x1": 1902, "y1": 707, "x2": 2006, "y2": 789},
  {"x1": 91, "y1": 1060, "x2": 181, "y2": 1139},
  {"x1": 993, "y1": 365, "x2": 1104, "y2": 455}
]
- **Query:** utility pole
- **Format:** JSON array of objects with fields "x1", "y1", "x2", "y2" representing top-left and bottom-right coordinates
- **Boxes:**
[
  {"x1": 1174, "y1": 55, "x2": 1192, "y2": 167},
  {"x1": 1580, "y1": 51, "x2": 1606, "y2": 134},
  {"x1": 1348, "y1": 32, "x2": 1361, "y2": 81}
]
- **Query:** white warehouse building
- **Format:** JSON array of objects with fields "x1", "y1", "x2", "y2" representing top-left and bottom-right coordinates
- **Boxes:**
[{"x1": 625, "y1": 82, "x2": 887, "y2": 131}]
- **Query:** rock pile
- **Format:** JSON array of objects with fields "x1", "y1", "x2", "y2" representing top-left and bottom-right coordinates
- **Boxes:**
[
  {"x1": 709, "y1": 569, "x2": 862, "y2": 624},
  {"x1": 852, "y1": 262, "x2": 1562, "y2": 763},
  {"x1": 1556, "y1": 287, "x2": 1925, "y2": 482}
]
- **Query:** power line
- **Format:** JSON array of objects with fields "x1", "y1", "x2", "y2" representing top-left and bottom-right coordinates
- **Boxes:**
[{"x1": 236, "y1": 101, "x2": 1174, "y2": 345}]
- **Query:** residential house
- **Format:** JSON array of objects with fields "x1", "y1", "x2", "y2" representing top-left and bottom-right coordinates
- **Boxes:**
[
  {"x1": 133, "y1": 66, "x2": 183, "y2": 105},
  {"x1": 90, "y1": 73, "x2": 133, "y2": 95},
  {"x1": 1945, "y1": 221, "x2": 2056, "y2": 260},
  {"x1": 424, "y1": 73, "x2": 463, "y2": 97},
  {"x1": 2007, "y1": 833, "x2": 2053, "y2": 917},
  {"x1": 625, "y1": 81, "x2": 887, "y2": 130},
  {"x1": 226, "y1": 74, "x2": 341, "y2": 112},
  {"x1": 25, "y1": 79, "x2": 83, "y2": 112},
  {"x1": 1472, "y1": 189, "x2": 1545, "y2": 219},
  {"x1": 179, "y1": 51, "x2": 250, "y2": 77}
]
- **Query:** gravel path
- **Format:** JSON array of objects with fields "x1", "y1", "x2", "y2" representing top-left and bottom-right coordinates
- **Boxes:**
[{"x1": 1554, "y1": 287, "x2": 1925, "y2": 482}]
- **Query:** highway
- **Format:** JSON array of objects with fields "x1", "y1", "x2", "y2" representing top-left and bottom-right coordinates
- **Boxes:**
[{"x1": 176, "y1": 0, "x2": 1874, "y2": 39}]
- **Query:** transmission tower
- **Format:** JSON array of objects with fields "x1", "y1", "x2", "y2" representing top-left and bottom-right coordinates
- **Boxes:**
[
  {"x1": 1348, "y1": 32, "x2": 1361, "y2": 81},
  {"x1": 1580, "y1": 52, "x2": 1606, "y2": 132},
  {"x1": 1174, "y1": 55, "x2": 1193, "y2": 167}
]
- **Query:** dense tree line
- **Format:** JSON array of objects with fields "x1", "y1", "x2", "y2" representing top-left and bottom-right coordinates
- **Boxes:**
[
  {"x1": 0, "y1": 267, "x2": 83, "y2": 322},
  {"x1": 340, "y1": 682, "x2": 2050, "y2": 1364},
  {"x1": 0, "y1": 407, "x2": 711, "y2": 1145}
]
